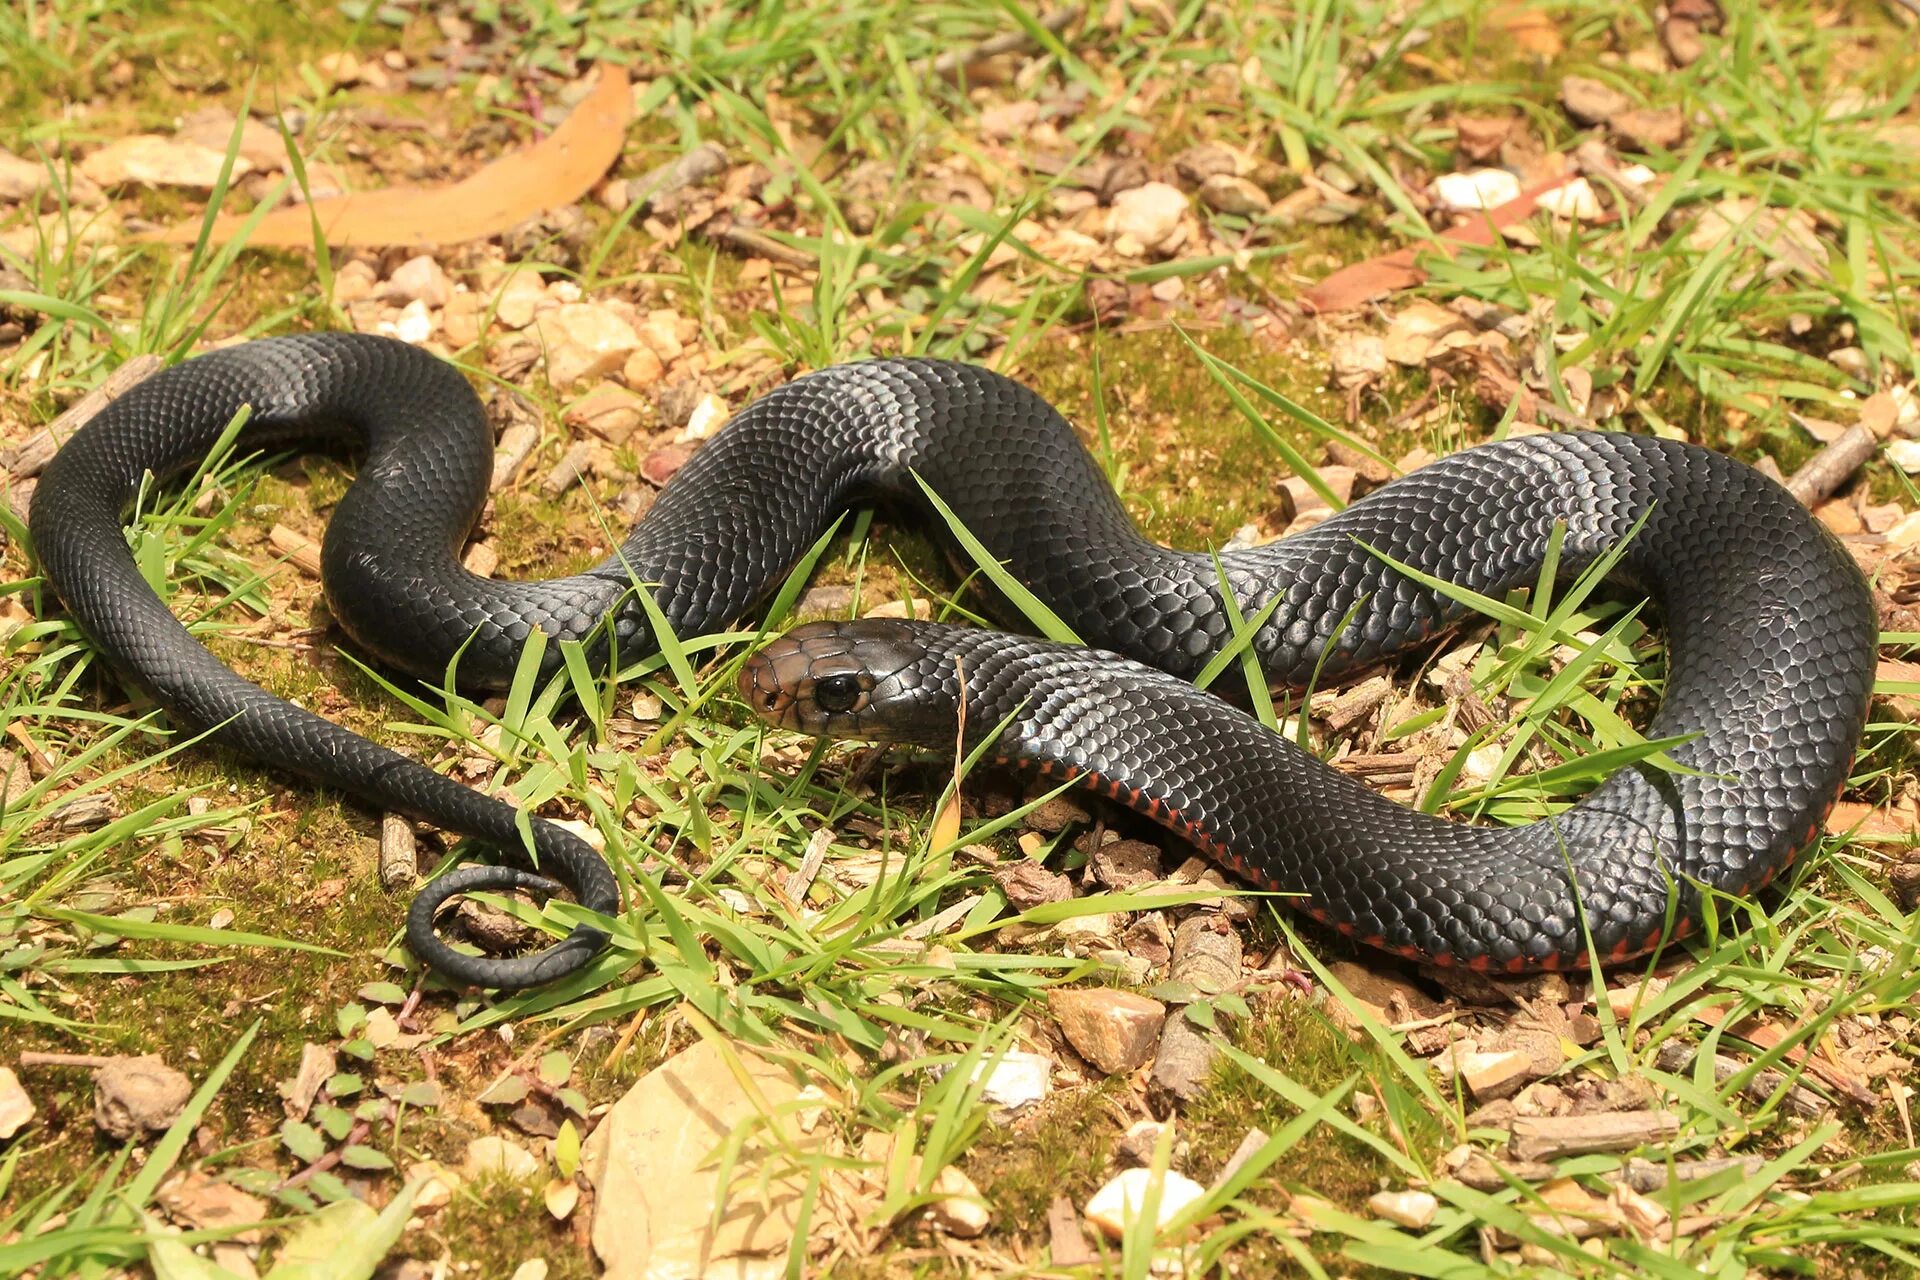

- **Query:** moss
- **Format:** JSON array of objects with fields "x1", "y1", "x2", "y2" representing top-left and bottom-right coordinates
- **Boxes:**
[
  {"x1": 430, "y1": 1177, "x2": 599, "y2": 1279},
  {"x1": 962, "y1": 1076, "x2": 1132, "y2": 1239}
]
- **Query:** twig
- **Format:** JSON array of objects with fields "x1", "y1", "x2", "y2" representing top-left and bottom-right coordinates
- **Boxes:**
[
  {"x1": 711, "y1": 222, "x2": 817, "y2": 270},
  {"x1": 609, "y1": 141, "x2": 729, "y2": 212},
  {"x1": 17, "y1": 1051, "x2": 117, "y2": 1068},
  {"x1": 1786, "y1": 423, "x2": 1877, "y2": 506},
  {"x1": 281, "y1": 1117, "x2": 373, "y2": 1189}
]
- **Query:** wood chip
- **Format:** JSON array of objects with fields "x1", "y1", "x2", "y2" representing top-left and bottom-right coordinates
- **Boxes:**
[
  {"x1": 783, "y1": 827, "x2": 833, "y2": 901},
  {"x1": 929, "y1": 4, "x2": 1082, "y2": 76},
  {"x1": 1508, "y1": 1110, "x2": 1680, "y2": 1162},
  {"x1": 491, "y1": 419, "x2": 542, "y2": 491},
  {"x1": 1210, "y1": 1127, "x2": 1271, "y2": 1190},
  {"x1": 1150, "y1": 1011, "x2": 1216, "y2": 1102},
  {"x1": 1047, "y1": 1194, "x2": 1095, "y2": 1266},
  {"x1": 378, "y1": 813, "x2": 418, "y2": 889},
  {"x1": 1611, "y1": 1154, "x2": 1763, "y2": 1194},
  {"x1": 269, "y1": 525, "x2": 323, "y2": 577},
  {"x1": 1169, "y1": 914, "x2": 1241, "y2": 994},
  {"x1": 1654, "y1": 1041, "x2": 1829, "y2": 1118}
]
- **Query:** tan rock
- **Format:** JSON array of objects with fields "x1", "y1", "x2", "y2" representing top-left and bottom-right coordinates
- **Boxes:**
[
  {"x1": 94, "y1": 1056, "x2": 192, "y2": 1140},
  {"x1": 1198, "y1": 174, "x2": 1270, "y2": 216},
  {"x1": 1885, "y1": 511, "x2": 1920, "y2": 549},
  {"x1": 0, "y1": 1066, "x2": 33, "y2": 1139},
  {"x1": 638, "y1": 309, "x2": 685, "y2": 362},
  {"x1": 674, "y1": 392, "x2": 730, "y2": 444},
  {"x1": 0, "y1": 149, "x2": 104, "y2": 207},
  {"x1": 565, "y1": 384, "x2": 647, "y2": 444},
  {"x1": 0, "y1": 206, "x2": 120, "y2": 257},
  {"x1": 1090, "y1": 839, "x2": 1162, "y2": 891},
  {"x1": 1049, "y1": 988, "x2": 1167, "y2": 1075},
  {"x1": 173, "y1": 108, "x2": 290, "y2": 172},
  {"x1": 493, "y1": 269, "x2": 551, "y2": 329},
  {"x1": 405, "y1": 1160, "x2": 462, "y2": 1210},
  {"x1": 442, "y1": 291, "x2": 490, "y2": 346},
  {"x1": 329, "y1": 259, "x2": 379, "y2": 306},
  {"x1": 81, "y1": 135, "x2": 251, "y2": 189},
  {"x1": 1434, "y1": 1045, "x2": 1538, "y2": 1100},
  {"x1": 158, "y1": 1171, "x2": 268, "y2": 1241},
  {"x1": 1560, "y1": 75, "x2": 1632, "y2": 126},
  {"x1": 1083, "y1": 1167, "x2": 1207, "y2": 1239},
  {"x1": 581, "y1": 1037, "x2": 820, "y2": 1280},
  {"x1": 536, "y1": 303, "x2": 642, "y2": 389},
  {"x1": 380, "y1": 254, "x2": 452, "y2": 308},
  {"x1": 926, "y1": 1165, "x2": 990, "y2": 1237},
  {"x1": 1110, "y1": 182, "x2": 1189, "y2": 255},
  {"x1": 622, "y1": 346, "x2": 665, "y2": 389}
]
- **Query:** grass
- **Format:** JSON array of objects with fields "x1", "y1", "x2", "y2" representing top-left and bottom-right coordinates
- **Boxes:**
[{"x1": 4, "y1": 0, "x2": 1920, "y2": 1276}]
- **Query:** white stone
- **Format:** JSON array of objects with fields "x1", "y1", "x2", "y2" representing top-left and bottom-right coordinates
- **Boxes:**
[
  {"x1": 390, "y1": 299, "x2": 435, "y2": 345},
  {"x1": 1368, "y1": 1188, "x2": 1438, "y2": 1229},
  {"x1": 1430, "y1": 168, "x2": 1521, "y2": 212},
  {"x1": 0, "y1": 1067, "x2": 33, "y2": 1139},
  {"x1": 674, "y1": 393, "x2": 730, "y2": 444},
  {"x1": 1887, "y1": 439, "x2": 1920, "y2": 474},
  {"x1": 926, "y1": 1166, "x2": 990, "y2": 1236},
  {"x1": 1084, "y1": 1167, "x2": 1208, "y2": 1239},
  {"x1": 1536, "y1": 177, "x2": 1604, "y2": 220},
  {"x1": 964, "y1": 1050, "x2": 1051, "y2": 1113}
]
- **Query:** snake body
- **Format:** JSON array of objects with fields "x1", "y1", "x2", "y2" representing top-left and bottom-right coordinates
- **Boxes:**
[{"x1": 30, "y1": 333, "x2": 1877, "y2": 982}]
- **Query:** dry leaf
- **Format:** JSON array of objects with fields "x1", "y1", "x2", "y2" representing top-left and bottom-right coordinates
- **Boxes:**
[
  {"x1": 1303, "y1": 173, "x2": 1581, "y2": 313},
  {"x1": 140, "y1": 65, "x2": 631, "y2": 248}
]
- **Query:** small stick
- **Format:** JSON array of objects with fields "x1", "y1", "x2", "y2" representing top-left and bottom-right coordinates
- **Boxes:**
[
  {"x1": 17, "y1": 1051, "x2": 117, "y2": 1068},
  {"x1": 611, "y1": 141, "x2": 728, "y2": 212},
  {"x1": 1787, "y1": 423, "x2": 1876, "y2": 507},
  {"x1": 269, "y1": 524, "x2": 324, "y2": 577},
  {"x1": 491, "y1": 420, "x2": 542, "y2": 491},
  {"x1": 712, "y1": 223, "x2": 816, "y2": 270},
  {"x1": 782, "y1": 827, "x2": 833, "y2": 902},
  {"x1": 541, "y1": 440, "x2": 596, "y2": 498}
]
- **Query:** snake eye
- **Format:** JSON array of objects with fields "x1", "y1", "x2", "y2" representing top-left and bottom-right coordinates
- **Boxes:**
[{"x1": 812, "y1": 673, "x2": 863, "y2": 714}]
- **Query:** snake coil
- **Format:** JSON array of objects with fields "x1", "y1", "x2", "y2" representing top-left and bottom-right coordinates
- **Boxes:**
[{"x1": 29, "y1": 334, "x2": 1877, "y2": 983}]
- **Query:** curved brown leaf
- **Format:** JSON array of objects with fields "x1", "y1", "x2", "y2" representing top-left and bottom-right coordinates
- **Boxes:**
[{"x1": 139, "y1": 64, "x2": 631, "y2": 249}]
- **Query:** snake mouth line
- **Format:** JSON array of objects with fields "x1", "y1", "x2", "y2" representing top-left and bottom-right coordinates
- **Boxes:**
[{"x1": 738, "y1": 651, "x2": 801, "y2": 729}]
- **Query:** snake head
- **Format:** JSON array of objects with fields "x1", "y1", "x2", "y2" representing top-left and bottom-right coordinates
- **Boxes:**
[{"x1": 740, "y1": 619, "x2": 959, "y2": 746}]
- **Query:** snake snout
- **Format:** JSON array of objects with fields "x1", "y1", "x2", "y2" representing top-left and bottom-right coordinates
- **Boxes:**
[{"x1": 741, "y1": 619, "x2": 952, "y2": 742}]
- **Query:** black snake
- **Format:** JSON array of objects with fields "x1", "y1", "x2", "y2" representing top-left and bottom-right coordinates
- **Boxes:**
[{"x1": 29, "y1": 333, "x2": 1877, "y2": 985}]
